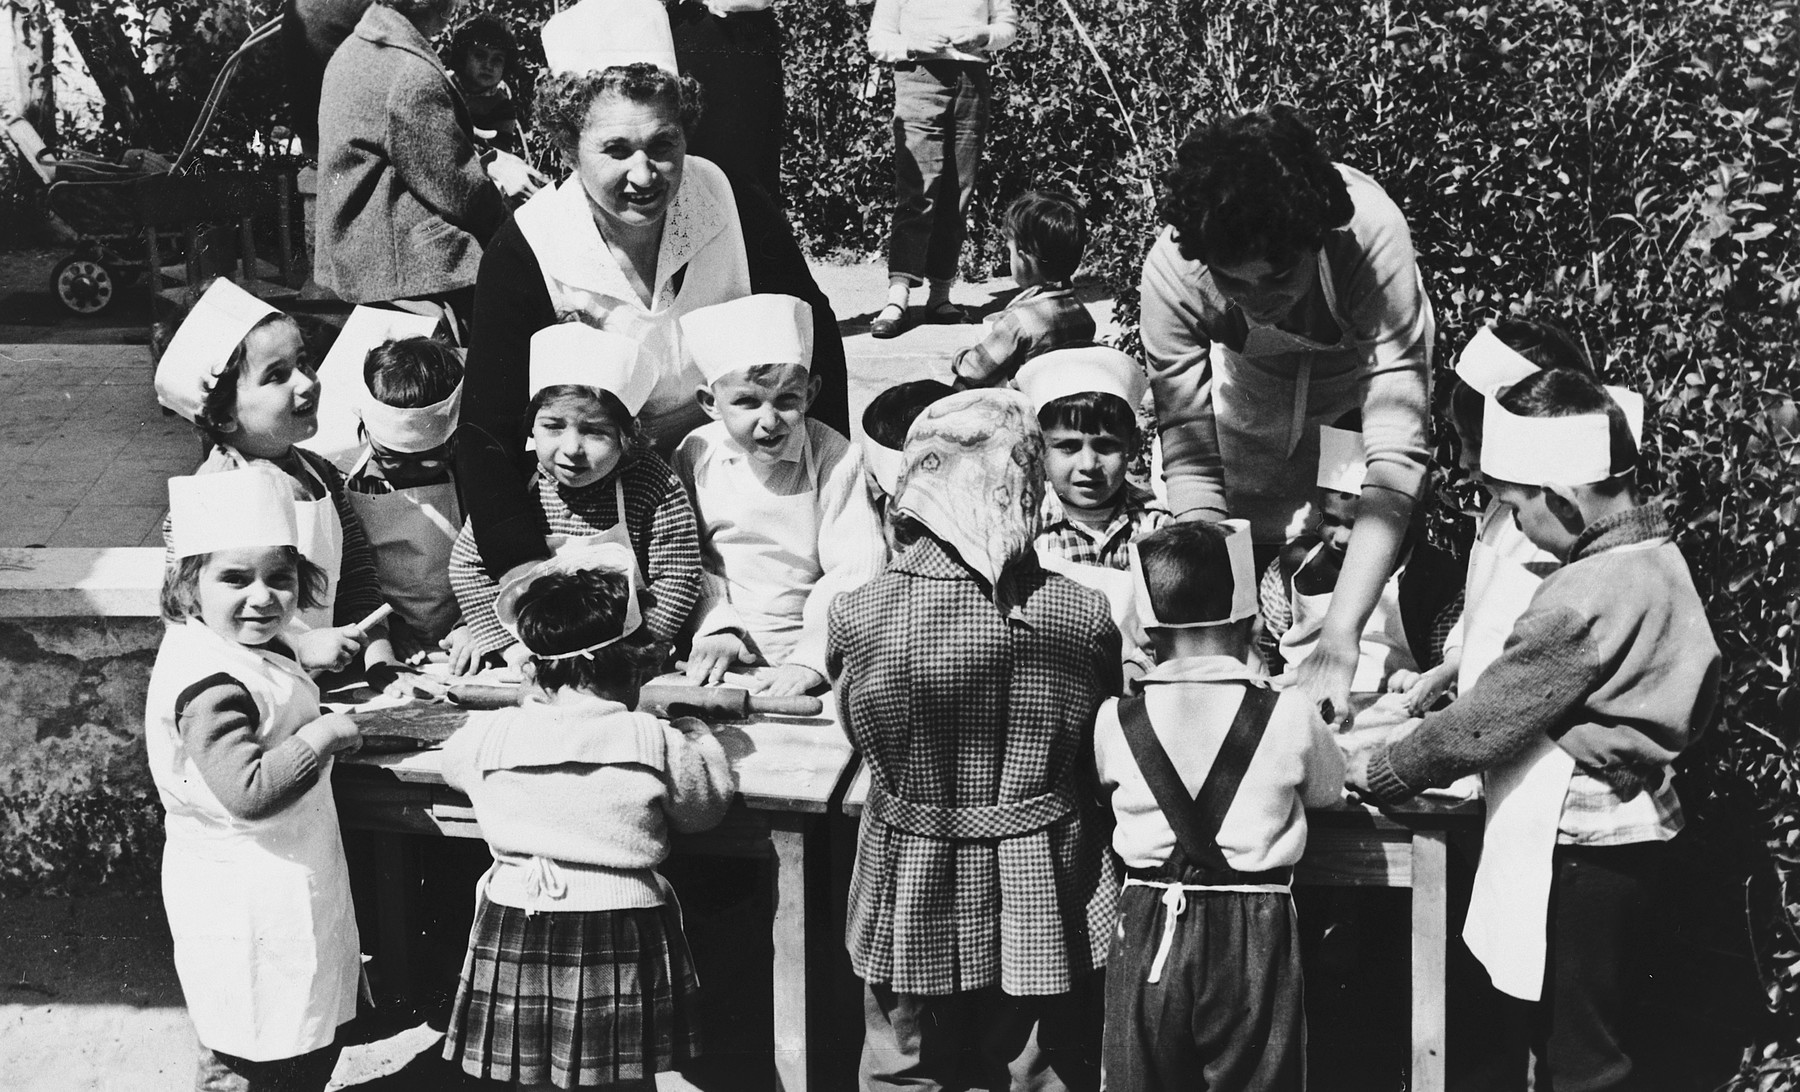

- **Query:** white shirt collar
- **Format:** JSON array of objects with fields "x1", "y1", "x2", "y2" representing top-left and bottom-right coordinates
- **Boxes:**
[
  {"x1": 1137, "y1": 654, "x2": 1268, "y2": 687},
  {"x1": 520, "y1": 168, "x2": 733, "y2": 308}
]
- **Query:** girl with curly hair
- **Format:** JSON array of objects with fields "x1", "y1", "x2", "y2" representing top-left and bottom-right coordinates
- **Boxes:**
[{"x1": 1141, "y1": 105, "x2": 1436, "y2": 725}]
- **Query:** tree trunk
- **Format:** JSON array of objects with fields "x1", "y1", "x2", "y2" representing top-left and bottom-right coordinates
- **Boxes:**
[{"x1": 47, "y1": 0, "x2": 179, "y2": 149}]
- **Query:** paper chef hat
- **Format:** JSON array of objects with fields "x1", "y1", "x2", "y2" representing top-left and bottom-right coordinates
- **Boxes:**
[
  {"x1": 1015, "y1": 346, "x2": 1147, "y2": 413},
  {"x1": 681, "y1": 295, "x2": 814, "y2": 385},
  {"x1": 313, "y1": 307, "x2": 463, "y2": 454},
  {"x1": 1316, "y1": 425, "x2": 1367, "y2": 494},
  {"x1": 495, "y1": 541, "x2": 643, "y2": 658},
  {"x1": 1454, "y1": 325, "x2": 1541, "y2": 397},
  {"x1": 1127, "y1": 519, "x2": 1257, "y2": 629},
  {"x1": 542, "y1": 0, "x2": 679, "y2": 77},
  {"x1": 154, "y1": 280, "x2": 281, "y2": 422},
  {"x1": 529, "y1": 324, "x2": 656, "y2": 415},
  {"x1": 1606, "y1": 385, "x2": 1646, "y2": 447},
  {"x1": 167, "y1": 466, "x2": 299, "y2": 559},
  {"x1": 1480, "y1": 396, "x2": 1614, "y2": 486}
]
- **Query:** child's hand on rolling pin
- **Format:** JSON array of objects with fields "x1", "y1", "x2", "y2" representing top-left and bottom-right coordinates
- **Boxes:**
[
  {"x1": 686, "y1": 633, "x2": 754, "y2": 686},
  {"x1": 502, "y1": 642, "x2": 533, "y2": 673},
  {"x1": 1394, "y1": 660, "x2": 1457, "y2": 716},
  {"x1": 442, "y1": 625, "x2": 484, "y2": 677},
  {"x1": 1344, "y1": 747, "x2": 1375, "y2": 796},
  {"x1": 757, "y1": 663, "x2": 823, "y2": 698},
  {"x1": 294, "y1": 628, "x2": 361, "y2": 674},
  {"x1": 670, "y1": 716, "x2": 714, "y2": 739},
  {"x1": 296, "y1": 711, "x2": 363, "y2": 757}
]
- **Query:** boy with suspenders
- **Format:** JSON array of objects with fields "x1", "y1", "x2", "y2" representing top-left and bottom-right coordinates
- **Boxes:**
[{"x1": 1095, "y1": 521, "x2": 1345, "y2": 1091}]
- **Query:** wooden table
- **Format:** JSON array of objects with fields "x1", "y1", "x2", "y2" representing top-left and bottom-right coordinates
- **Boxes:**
[
  {"x1": 333, "y1": 693, "x2": 854, "y2": 1092},
  {"x1": 840, "y1": 756, "x2": 1483, "y2": 1092}
]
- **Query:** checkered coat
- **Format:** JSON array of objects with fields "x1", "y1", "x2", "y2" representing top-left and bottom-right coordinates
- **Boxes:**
[{"x1": 828, "y1": 537, "x2": 1123, "y2": 996}]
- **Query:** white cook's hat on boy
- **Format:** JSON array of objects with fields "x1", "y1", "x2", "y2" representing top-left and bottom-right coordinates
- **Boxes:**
[
  {"x1": 542, "y1": 0, "x2": 680, "y2": 76},
  {"x1": 323, "y1": 307, "x2": 465, "y2": 454},
  {"x1": 681, "y1": 295, "x2": 814, "y2": 386},
  {"x1": 154, "y1": 279, "x2": 280, "y2": 422},
  {"x1": 1014, "y1": 346, "x2": 1147, "y2": 412},
  {"x1": 1316, "y1": 424, "x2": 1367, "y2": 494},
  {"x1": 167, "y1": 466, "x2": 300, "y2": 559},
  {"x1": 494, "y1": 541, "x2": 643, "y2": 660},
  {"x1": 1458, "y1": 325, "x2": 1646, "y2": 446},
  {"x1": 1127, "y1": 518, "x2": 1257, "y2": 629},
  {"x1": 1480, "y1": 397, "x2": 1614, "y2": 486},
  {"x1": 529, "y1": 324, "x2": 656, "y2": 415}
]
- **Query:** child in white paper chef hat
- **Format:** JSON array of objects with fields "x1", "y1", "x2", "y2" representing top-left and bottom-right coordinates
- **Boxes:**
[
  {"x1": 1351, "y1": 368, "x2": 1716, "y2": 1092},
  {"x1": 1016, "y1": 345, "x2": 1169, "y2": 572},
  {"x1": 148, "y1": 465, "x2": 363, "y2": 1088},
  {"x1": 1258, "y1": 413, "x2": 1423, "y2": 695},
  {"x1": 154, "y1": 280, "x2": 405, "y2": 685},
  {"x1": 858, "y1": 378, "x2": 957, "y2": 537},
  {"x1": 1095, "y1": 519, "x2": 1343, "y2": 1091},
  {"x1": 673, "y1": 294, "x2": 886, "y2": 697},
  {"x1": 335, "y1": 315, "x2": 468, "y2": 657},
  {"x1": 445, "y1": 322, "x2": 702, "y2": 673}
]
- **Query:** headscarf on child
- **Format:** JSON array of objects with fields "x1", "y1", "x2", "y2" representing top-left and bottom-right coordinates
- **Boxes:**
[{"x1": 893, "y1": 388, "x2": 1044, "y2": 590}]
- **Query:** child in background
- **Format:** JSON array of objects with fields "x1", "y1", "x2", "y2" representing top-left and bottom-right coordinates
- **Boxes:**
[
  {"x1": 1019, "y1": 346, "x2": 1169, "y2": 571},
  {"x1": 148, "y1": 467, "x2": 363, "y2": 1090},
  {"x1": 1097, "y1": 520, "x2": 1342, "y2": 1091},
  {"x1": 1351, "y1": 369, "x2": 1717, "y2": 1090},
  {"x1": 867, "y1": 0, "x2": 1019, "y2": 339},
  {"x1": 830, "y1": 388, "x2": 1119, "y2": 1091},
  {"x1": 1258, "y1": 417, "x2": 1421, "y2": 691},
  {"x1": 155, "y1": 279, "x2": 403, "y2": 685},
  {"x1": 952, "y1": 190, "x2": 1097, "y2": 386},
  {"x1": 447, "y1": 14, "x2": 523, "y2": 155},
  {"x1": 343, "y1": 328, "x2": 466, "y2": 660},
  {"x1": 441, "y1": 543, "x2": 734, "y2": 1089},
  {"x1": 857, "y1": 378, "x2": 956, "y2": 531},
  {"x1": 674, "y1": 295, "x2": 886, "y2": 697},
  {"x1": 446, "y1": 323, "x2": 702, "y2": 673}
]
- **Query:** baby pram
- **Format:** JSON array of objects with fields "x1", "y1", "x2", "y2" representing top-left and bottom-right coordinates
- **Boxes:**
[{"x1": 3, "y1": 14, "x2": 294, "y2": 316}]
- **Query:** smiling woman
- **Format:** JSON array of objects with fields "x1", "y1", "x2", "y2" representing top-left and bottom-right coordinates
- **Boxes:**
[
  {"x1": 1141, "y1": 105, "x2": 1435, "y2": 724},
  {"x1": 457, "y1": 12, "x2": 849, "y2": 587}
]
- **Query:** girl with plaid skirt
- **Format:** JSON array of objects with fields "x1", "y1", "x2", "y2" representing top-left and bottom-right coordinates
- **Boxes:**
[{"x1": 441, "y1": 544, "x2": 736, "y2": 1088}]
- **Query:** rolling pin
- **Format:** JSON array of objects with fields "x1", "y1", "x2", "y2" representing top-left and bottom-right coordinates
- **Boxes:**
[
  {"x1": 636, "y1": 682, "x2": 822, "y2": 719},
  {"x1": 447, "y1": 682, "x2": 524, "y2": 709}
]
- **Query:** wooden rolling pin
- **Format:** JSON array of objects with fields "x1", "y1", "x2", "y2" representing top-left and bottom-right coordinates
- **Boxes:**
[
  {"x1": 447, "y1": 682, "x2": 524, "y2": 709},
  {"x1": 636, "y1": 682, "x2": 822, "y2": 719}
]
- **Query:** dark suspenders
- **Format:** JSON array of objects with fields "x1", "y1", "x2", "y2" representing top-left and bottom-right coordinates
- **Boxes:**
[{"x1": 1116, "y1": 683, "x2": 1284, "y2": 883}]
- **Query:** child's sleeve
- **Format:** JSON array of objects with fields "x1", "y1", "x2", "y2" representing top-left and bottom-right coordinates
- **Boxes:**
[
  {"x1": 951, "y1": 308, "x2": 1027, "y2": 387},
  {"x1": 174, "y1": 675, "x2": 325, "y2": 820},
  {"x1": 789, "y1": 438, "x2": 887, "y2": 678},
  {"x1": 1291, "y1": 694, "x2": 1347, "y2": 808},
  {"x1": 318, "y1": 455, "x2": 386, "y2": 628},
  {"x1": 826, "y1": 593, "x2": 858, "y2": 746},
  {"x1": 661, "y1": 718, "x2": 736, "y2": 834},
  {"x1": 638, "y1": 461, "x2": 704, "y2": 646},
  {"x1": 447, "y1": 518, "x2": 513, "y2": 658},
  {"x1": 1365, "y1": 602, "x2": 1604, "y2": 803}
]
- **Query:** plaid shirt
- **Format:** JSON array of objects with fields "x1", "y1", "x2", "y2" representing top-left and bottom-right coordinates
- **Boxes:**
[
  {"x1": 828, "y1": 538, "x2": 1122, "y2": 995},
  {"x1": 951, "y1": 282, "x2": 1097, "y2": 387},
  {"x1": 448, "y1": 453, "x2": 701, "y2": 657},
  {"x1": 1035, "y1": 483, "x2": 1169, "y2": 571}
]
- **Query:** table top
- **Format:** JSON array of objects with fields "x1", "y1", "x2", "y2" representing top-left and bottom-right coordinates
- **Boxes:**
[{"x1": 337, "y1": 689, "x2": 856, "y2": 815}]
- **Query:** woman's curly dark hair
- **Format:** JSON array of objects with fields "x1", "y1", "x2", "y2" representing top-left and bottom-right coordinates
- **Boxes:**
[
  {"x1": 1158, "y1": 105, "x2": 1356, "y2": 268},
  {"x1": 538, "y1": 64, "x2": 704, "y2": 163}
]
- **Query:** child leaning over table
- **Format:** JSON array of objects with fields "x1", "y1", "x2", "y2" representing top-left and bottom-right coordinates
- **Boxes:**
[
  {"x1": 1096, "y1": 520, "x2": 1342, "y2": 1092},
  {"x1": 342, "y1": 327, "x2": 466, "y2": 660},
  {"x1": 829, "y1": 388, "x2": 1120, "y2": 1091},
  {"x1": 155, "y1": 279, "x2": 405, "y2": 688},
  {"x1": 951, "y1": 190, "x2": 1097, "y2": 387},
  {"x1": 674, "y1": 294, "x2": 886, "y2": 697},
  {"x1": 148, "y1": 467, "x2": 363, "y2": 1091},
  {"x1": 440, "y1": 542, "x2": 735, "y2": 1090},
  {"x1": 1349, "y1": 368, "x2": 1718, "y2": 1092}
]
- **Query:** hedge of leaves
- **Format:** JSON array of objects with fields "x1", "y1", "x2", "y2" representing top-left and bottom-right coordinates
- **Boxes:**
[{"x1": 787, "y1": 0, "x2": 1799, "y2": 1079}]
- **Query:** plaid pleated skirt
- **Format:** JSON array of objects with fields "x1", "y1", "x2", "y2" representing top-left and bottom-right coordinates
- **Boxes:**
[{"x1": 443, "y1": 894, "x2": 701, "y2": 1088}]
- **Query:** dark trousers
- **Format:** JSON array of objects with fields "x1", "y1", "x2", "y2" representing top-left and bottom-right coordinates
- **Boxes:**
[
  {"x1": 1490, "y1": 840, "x2": 1676, "y2": 1092},
  {"x1": 195, "y1": 1040, "x2": 341, "y2": 1092},
  {"x1": 887, "y1": 61, "x2": 990, "y2": 285},
  {"x1": 670, "y1": 3, "x2": 785, "y2": 201},
  {"x1": 860, "y1": 979, "x2": 1101, "y2": 1092},
  {"x1": 1103, "y1": 884, "x2": 1304, "y2": 1092}
]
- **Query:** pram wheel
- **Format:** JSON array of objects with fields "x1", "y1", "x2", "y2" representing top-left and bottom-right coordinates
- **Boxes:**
[{"x1": 51, "y1": 255, "x2": 115, "y2": 314}]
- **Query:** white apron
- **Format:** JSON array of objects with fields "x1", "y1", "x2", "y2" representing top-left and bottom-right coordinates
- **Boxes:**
[
  {"x1": 1278, "y1": 542, "x2": 1417, "y2": 693},
  {"x1": 1460, "y1": 505, "x2": 1573, "y2": 1000},
  {"x1": 1211, "y1": 251, "x2": 1435, "y2": 544},
  {"x1": 145, "y1": 621, "x2": 359, "y2": 1060},
  {"x1": 291, "y1": 458, "x2": 346, "y2": 632},
  {"x1": 344, "y1": 447, "x2": 462, "y2": 644},
  {"x1": 544, "y1": 476, "x2": 643, "y2": 581},
  {"x1": 1035, "y1": 547, "x2": 1149, "y2": 658},
  {"x1": 698, "y1": 432, "x2": 822, "y2": 666}
]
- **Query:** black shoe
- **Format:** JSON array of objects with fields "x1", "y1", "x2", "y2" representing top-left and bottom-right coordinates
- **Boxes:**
[
  {"x1": 870, "y1": 303, "x2": 909, "y2": 339},
  {"x1": 923, "y1": 300, "x2": 965, "y2": 324}
]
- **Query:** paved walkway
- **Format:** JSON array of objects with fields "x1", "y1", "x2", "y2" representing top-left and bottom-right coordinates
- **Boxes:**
[{"x1": 0, "y1": 259, "x2": 1116, "y2": 549}]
